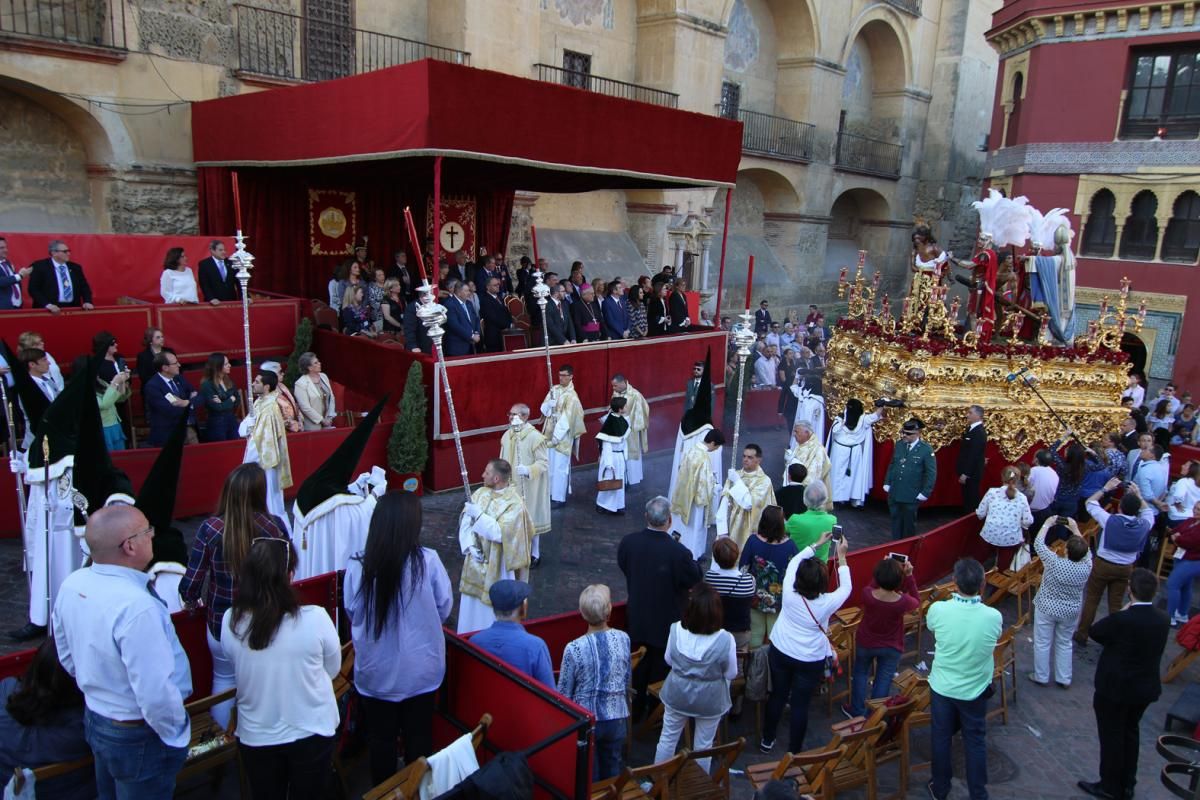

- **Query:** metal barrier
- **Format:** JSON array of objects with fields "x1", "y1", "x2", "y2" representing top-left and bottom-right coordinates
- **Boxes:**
[
  {"x1": 835, "y1": 129, "x2": 903, "y2": 178},
  {"x1": 0, "y1": 0, "x2": 127, "y2": 50},
  {"x1": 731, "y1": 108, "x2": 816, "y2": 163},
  {"x1": 533, "y1": 63, "x2": 678, "y2": 109}
]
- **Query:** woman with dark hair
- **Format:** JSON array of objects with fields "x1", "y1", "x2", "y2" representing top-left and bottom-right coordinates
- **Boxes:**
[
  {"x1": 180, "y1": 463, "x2": 289, "y2": 730},
  {"x1": 224, "y1": 538, "x2": 340, "y2": 800},
  {"x1": 652, "y1": 583, "x2": 736, "y2": 772},
  {"x1": 136, "y1": 327, "x2": 165, "y2": 390},
  {"x1": 200, "y1": 352, "x2": 239, "y2": 442},
  {"x1": 1148, "y1": 397, "x2": 1176, "y2": 449},
  {"x1": 159, "y1": 246, "x2": 198, "y2": 304},
  {"x1": 740, "y1": 505, "x2": 799, "y2": 648},
  {"x1": 761, "y1": 532, "x2": 851, "y2": 755},
  {"x1": 91, "y1": 329, "x2": 125, "y2": 382},
  {"x1": 847, "y1": 555, "x2": 919, "y2": 717},
  {"x1": 627, "y1": 285, "x2": 648, "y2": 339},
  {"x1": 1050, "y1": 440, "x2": 1099, "y2": 519},
  {"x1": 647, "y1": 283, "x2": 670, "y2": 337},
  {"x1": 0, "y1": 638, "x2": 92, "y2": 800},
  {"x1": 343, "y1": 492, "x2": 452, "y2": 785}
]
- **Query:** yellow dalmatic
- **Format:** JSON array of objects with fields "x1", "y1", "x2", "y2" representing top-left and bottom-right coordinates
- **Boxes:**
[
  {"x1": 670, "y1": 442, "x2": 714, "y2": 525},
  {"x1": 456, "y1": 484, "x2": 535, "y2": 633},
  {"x1": 250, "y1": 392, "x2": 293, "y2": 489},
  {"x1": 541, "y1": 384, "x2": 586, "y2": 455},
  {"x1": 500, "y1": 423, "x2": 551, "y2": 535},
  {"x1": 719, "y1": 469, "x2": 776, "y2": 550},
  {"x1": 613, "y1": 384, "x2": 650, "y2": 464},
  {"x1": 785, "y1": 437, "x2": 831, "y2": 506}
]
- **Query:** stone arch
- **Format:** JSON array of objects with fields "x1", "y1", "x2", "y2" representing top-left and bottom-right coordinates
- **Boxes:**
[
  {"x1": 762, "y1": 0, "x2": 819, "y2": 60},
  {"x1": 825, "y1": 186, "x2": 897, "y2": 290},
  {"x1": 0, "y1": 76, "x2": 116, "y2": 232},
  {"x1": 839, "y1": 12, "x2": 911, "y2": 142},
  {"x1": 841, "y1": 8, "x2": 911, "y2": 91}
]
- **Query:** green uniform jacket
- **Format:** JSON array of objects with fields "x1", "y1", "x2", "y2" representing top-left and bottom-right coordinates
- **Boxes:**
[{"x1": 885, "y1": 438, "x2": 937, "y2": 503}]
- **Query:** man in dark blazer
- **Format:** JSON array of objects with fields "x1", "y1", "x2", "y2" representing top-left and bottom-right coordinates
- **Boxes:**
[
  {"x1": 956, "y1": 405, "x2": 988, "y2": 511},
  {"x1": 1119, "y1": 416, "x2": 1139, "y2": 453},
  {"x1": 28, "y1": 239, "x2": 93, "y2": 312},
  {"x1": 754, "y1": 300, "x2": 772, "y2": 335},
  {"x1": 0, "y1": 237, "x2": 30, "y2": 310},
  {"x1": 545, "y1": 284, "x2": 575, "y2": 345},
  {"x1": 617, "y1": 495, "x2": 702, "y2": 720},
  {"x1": 442, "y1": 280, "x2": 480, "y2": 357},
  {"x1": 601, "y1": 279, "x2": 630, "y2": 339},
  {"x1": 143, "y1": 351, "x2": 199, "y2": 446},
  {"x1": 197, "y1": 239, "x2": 240, "y2": 303},
  {"x1": 883, "y1": 417, "x2": 937, "y2": 540},
  {"x1": 668, "y1": 279, "x2": 691, "y2": 332},
  {"x1": 402, "y1": 297, "x2": 433, "y2": 354},
  {"x1": 1078, "y1": 567, "x2": 1169, "y2": 800},
  {"x1": 478, "y1": 276, "x2": 513, "y2": 353}
]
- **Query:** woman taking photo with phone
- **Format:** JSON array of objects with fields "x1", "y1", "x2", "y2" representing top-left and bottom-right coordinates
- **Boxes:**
[{"x1": 845, "y1": 554, "x2": 919, "y2": 718}]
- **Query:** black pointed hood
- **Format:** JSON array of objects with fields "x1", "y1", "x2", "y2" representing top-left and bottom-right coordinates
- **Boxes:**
[
  {"x1": 137, "y1": 411, "x2": 190, "y2": 565},
  {"x1": 2, "y1": 340, "x2": 49, "y2": 437},
  {"x1": 680, "y1": 348, "x2": 713, "y2": 436},
  {"x1": 295, "y1": 396, "x2": 387, "y2": 516}
]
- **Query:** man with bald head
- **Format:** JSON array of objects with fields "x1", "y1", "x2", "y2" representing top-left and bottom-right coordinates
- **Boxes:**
[{"x1": 54, "y1": 505, "x2": 192, "y2": 798}]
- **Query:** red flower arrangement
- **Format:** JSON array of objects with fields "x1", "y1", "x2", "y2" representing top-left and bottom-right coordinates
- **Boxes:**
[{"x1": 834, "y1": 318, "x2": 1129, "y2": 365}]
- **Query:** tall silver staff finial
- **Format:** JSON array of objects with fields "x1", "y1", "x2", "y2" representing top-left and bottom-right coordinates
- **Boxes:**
[
  {"x1": 416, "y1": 279, "x2": 471, "y2": 503},
  {"x1": 728, "y1": 308, "x2": 757, "y2": 461},
  {"x1": 231, "y1": 231, "x2": 255, "y2": 398},
  {"x1": 532, "y1": 269, "x2": 553, "y2": 395}
]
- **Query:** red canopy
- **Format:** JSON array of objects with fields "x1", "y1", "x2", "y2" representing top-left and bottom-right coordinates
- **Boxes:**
[{"x1": 192, "y1": 59, "x2": 741, "y2": 190}]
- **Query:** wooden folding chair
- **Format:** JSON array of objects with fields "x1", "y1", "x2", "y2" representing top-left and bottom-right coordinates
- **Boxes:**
[
  {"x1": 719, "y1": 649, "x2": 751, "y2": 744},
  {"x1": 670, "y1": 738, "x2": 744, "y2": 800},
  {"x1": 8, "y1": 755, "x2": 95, "y2": 796},
  {"x1": 626, "y1": 646, "x2": 646, "y2": 753},
  {"x1": 827, "y1": 719, "x2": 887, "y2": 800},
  {"x1": 1158, "y1": 539, "x2": 1179, "y2": 582},
  {"x1": 902, "y1": 586, "x2": 937, "y2": 660},
  {"x1": 745, "y1": 745, "x2": 845, "y2": 799},
  {"x1": 638, "y1": 678, "x2": 690, "y2": 748},
  {"x1": 177, "y1": 687, "x2": 239, "y2": 789},
  {"x1": 1165, "y1": 647, "x2": 1200, "y2": 683},
  {"x1": 331, "y1": 642, "x2": 356, "y2": 794},
  {"x1": 591, "y1": 751, "x2": 687, "y2": 799},
  {"x1": 865, "y1": 696, "x2": 918, "y2": 800},
  {"x1": 987, "y1": 626, "x2": 1018, "y2": 724},
  {"x1": 362, "y1": 757, "x2": 429, "y2": 800},
  {"x1": 827, "y1": 617, "x2": 859, "y2": 715}
]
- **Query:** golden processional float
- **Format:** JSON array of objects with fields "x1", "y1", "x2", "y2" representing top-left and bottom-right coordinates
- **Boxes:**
[{"x1": 824, "y1": 192, "x2": 1143, "y2": 461}]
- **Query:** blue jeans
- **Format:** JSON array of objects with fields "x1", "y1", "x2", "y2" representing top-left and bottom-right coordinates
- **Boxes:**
[
  {"x1": 593, "y1": 718, "x2": 626, "y2": 782},
  {"x1": 84, "y1": 709, "x2": 187, "y2": 800},
  {"x1": 930, "y1": 689, "x2": 989, "y2": 800},
  {"x1": 850, "y1": 646, "x2": 902, "y2": 717},
  {"x1": 1167, "y1": 558, "x2": 1200, "y2": 618},
  {"x1": 762, "y1": 646, "x2": 825, "y2": 752}
]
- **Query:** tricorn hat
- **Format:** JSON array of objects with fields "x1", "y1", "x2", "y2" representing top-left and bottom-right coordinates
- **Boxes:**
[
  {"x1": 902, "y1": 417, "x2": 926, "y2": 433},
  {"x1": 680, "y1": 348, "x2": 713, "y2": 436},
  {"x1": 294, "y1": 396, "x2": 388, "y2": 516}
]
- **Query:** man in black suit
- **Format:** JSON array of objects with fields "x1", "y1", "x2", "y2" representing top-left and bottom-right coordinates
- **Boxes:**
[
  {"x1": 478, "y1": 276, "x2": 513, "y2": 353},
  {"x1": 28, "y1": 239, "x2": 93, "y2": 312},
  {"x1": 545, "y1": 284, "x2": 575, "y2": 345},
  {"x1": 442, "y1": 280, "x2": 480, "y2": 356},
  {"x1": 956, "y1": 405, "x2": 987, "y2": 511},
  {"x1": 472, "y1": 255, "x2": 504, "y2": 297},
  {"x1": 777, "y1": 463, "x2": 809, "y2": 520},
  {"x1": 1119, "y1": 416, "x2": 1139, "y2": 453},
  {"x1": 617, "y1": 495, "x2": 702, "y2": 720},
  {"x1": 667, "y1": 279, "x2": 691, "y2": 332},
  {"x1": 402, "y1": 297, "x2": 432, "y2": 354},
  {"x1": 197, "y1": 239, "x2": 239, "y2": 303},
  {"x1": 144, "y1": 351, "x2": 199, "y2": 446},
  {"x1": 0, "y1": 237, "x2": 31, "y2": 310},
  {"x1": 1078, "y1": 567, "x2": 1169, "y2": 800},
  {"x1": 754, "y1": 300, "x2": 772, "y2": 335}
]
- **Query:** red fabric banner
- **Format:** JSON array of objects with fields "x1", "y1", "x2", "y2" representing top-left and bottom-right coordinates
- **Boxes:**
[
  {"x1": 426, "y1": 195, "x2": 476, "y2": 259},
  {"x1": 308, "y1": 189, "x2": 358, "y2": 256}
]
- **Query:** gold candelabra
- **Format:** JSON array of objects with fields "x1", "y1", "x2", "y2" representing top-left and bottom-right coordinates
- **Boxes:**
[{"x1": 1082, "y1": 277, "x2": 1146, "y2": 354}]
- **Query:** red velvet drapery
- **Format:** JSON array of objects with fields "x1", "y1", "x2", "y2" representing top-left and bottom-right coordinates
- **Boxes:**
[{"x1": 198, "y1": 163, "x2": 515, "y2": 298}]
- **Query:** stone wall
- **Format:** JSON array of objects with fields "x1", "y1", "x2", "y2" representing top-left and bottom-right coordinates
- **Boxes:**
[{"x1": 104, "y1": 168, "x2": 199, "y2": 234}]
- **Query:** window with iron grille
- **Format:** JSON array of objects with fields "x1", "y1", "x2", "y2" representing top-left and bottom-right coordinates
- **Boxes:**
[
  {"x1": 1163, "y1": 191, "x2": 1200, "y2": 263},
  {"x1": 1007, "y1": 72, "x2": 1024, "y2": 146},
  {"x1": 1081, "y1": 190, "x2": 1117, "y2": 257},
  {"x1": 1119, "y1": 191, "x2": 1160, "y2": 260},
  {"x1": 1122, "y1": 47, "x2": 1200, "y2": 139},
  {"x1": 719, "y1": 81, "x2": 741, "y2": 120},
  {"x1": 563, "y1": 50, "x2": 591, "y2": 90},
  {"x1": 304, "y1": 0, "x2": 354, "y2": 81}
]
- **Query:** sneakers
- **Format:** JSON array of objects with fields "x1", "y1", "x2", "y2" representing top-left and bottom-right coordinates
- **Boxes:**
[
  {"x1": 759, "y1": 738, "x2": 775, "y2": 754},
  {"x1": 1026, "y1": 672, "x2": 1049, "y2": 686},
  {"x1": 927, "y1": 780, "x2": 947, "y2": 800},
  {"x1": 1173, "y1": 612, "x2": 1190, "y2": 627}
]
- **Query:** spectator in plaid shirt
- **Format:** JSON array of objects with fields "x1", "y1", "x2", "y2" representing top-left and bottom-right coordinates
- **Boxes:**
[{"x1": 180, "y1": 464, "x2": 289, "y2": 728}]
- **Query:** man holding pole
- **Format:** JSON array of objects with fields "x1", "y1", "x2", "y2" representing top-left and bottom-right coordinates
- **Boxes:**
[
  {"x1": 540, "y1": 365, "x2": 585, "y2": 509},
  {"x1": 457, "y1": 459, "x2": 534, "y2": 634},
  {"x1": 500, "y1": 403, "x2": 550, "y2": 563},
  {"x1": 240, "y1": 368, "x2": 293, "y2": 532},
  {"x1": 716, "y1": 443, "x2": 776, "y2": 550}
]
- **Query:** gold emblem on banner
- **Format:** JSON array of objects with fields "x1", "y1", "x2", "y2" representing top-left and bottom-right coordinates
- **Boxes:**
[{"x1": 318, "y1": 207, "x2": 347, "y2": 239}]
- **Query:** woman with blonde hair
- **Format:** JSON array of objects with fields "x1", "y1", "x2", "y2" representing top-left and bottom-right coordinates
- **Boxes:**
[
  {"x1": 180, "y1": 463, "x2": 290, "y2": 729},
  {"x1": 557, "y1": 584, "x2": 631, "y2": 781},
  {"x1": 976, "y1": 464, "x2": 1034, "y2": 570}
]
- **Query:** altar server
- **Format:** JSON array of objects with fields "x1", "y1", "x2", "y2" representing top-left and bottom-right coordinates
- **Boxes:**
[
  {"x1": 827, "y1": 398, "x2": 885, "y2": 507},
  {"x1": 291, "y1": 399, "x2": 386, "y2": 579},
  {"x1": 716, "y1": 443, "x2": 777, "y2": 550},
  {"x1": 241, "y1": 368, "x2": 293, "y2": 532},
  {"x1": 540, "y1": 364, "x2": 586, "y2": 507},
  {"x1": 783, "y1": 421, "x2": 831, "y2": 509},
  {"x1": 670, "y1": 428, "x2": 725, "y2": 560},
  {"x1": 595, "y1": 398, "x2": 630, "y2": 515},
  {"x1": 501, "y1": 403, "x2": 550, "y2": 565},
  {"x1": 456, "y1": 458, "x2": 534, "y2": 634},
  {"x1": 611, "y1": 374, "x2": 649, "y2": 486}
]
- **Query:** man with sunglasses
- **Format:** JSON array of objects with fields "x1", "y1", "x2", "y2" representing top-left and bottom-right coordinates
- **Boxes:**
[
  {"x1": 54, "y1": 504, "x2": 191, "y2": 799},
  {"x1": 883, "y1": 417, "x2": 937, "y2": 540},
  {"x1": 28, "y1": 239, "x2": 94, "y2": 313}
]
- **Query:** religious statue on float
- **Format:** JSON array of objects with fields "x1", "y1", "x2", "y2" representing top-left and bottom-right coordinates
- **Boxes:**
[{"x1": 1024, "y1": 205, "x2": 1078, "y2": 346}]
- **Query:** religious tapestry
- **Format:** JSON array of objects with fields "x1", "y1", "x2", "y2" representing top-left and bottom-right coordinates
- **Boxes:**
[
  {"x1": 426, "y1": 195, "x2": 477, "y2": 259},
  {"x1": 308, "y1": 189, "x2": 357, "y2": 256}
]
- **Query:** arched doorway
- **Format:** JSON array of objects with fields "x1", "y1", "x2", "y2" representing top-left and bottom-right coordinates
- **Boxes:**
[
  {"x1": 826, "y1": 188, "x2": 893, "y2": 290},
  {"x1": 1121, "y1": 332, "x2": 1147, "y2": 377}
]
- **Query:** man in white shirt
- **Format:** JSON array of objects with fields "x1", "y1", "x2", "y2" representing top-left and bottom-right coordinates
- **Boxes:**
[
  {"x1": 1158, "y1": 383, "x2": 1183, "y2": 417},
  {"x1": 1028, "y1": 449, "x2": 1061, "y2": 531},
  {"x1": 54, "y1": 504, "x2": 192, "y2": 798},
  {"x1": 753, "y1": 345, "x2": 780, "y2": 388}
]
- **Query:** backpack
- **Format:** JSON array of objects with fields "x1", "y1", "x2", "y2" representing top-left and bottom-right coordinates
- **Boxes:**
[
  {"x1": 745, "y1": 644, "x2": 773, "y2": 702},
  {"x1": 1177, "y1": 615, "x2": 1200, "y2": 651}
]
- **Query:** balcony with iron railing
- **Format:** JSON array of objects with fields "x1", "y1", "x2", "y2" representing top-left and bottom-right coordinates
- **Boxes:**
[
  {"x1": 835, "y1": 130, "x2": 903, "y2": 179},
  {"x1": 718, "y1": 107, "x2": 816, "y2": 163},
  {"x1": 0, "y1": 0, "x2": 128, "y2": 53},
  {"x1": 884, "y1": 0, "x2": 922, "y2": 16},
  {"x1": 532, "y1": 63, "x2": 678, "y2": 109},
  {"x1": 234, "y1": 4, "x2": 469, "y2": 84}
]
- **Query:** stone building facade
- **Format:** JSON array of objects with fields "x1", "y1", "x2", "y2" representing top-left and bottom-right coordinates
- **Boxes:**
[{"x1": 0, "y1": 0, "x2": 999, "y2": 313}]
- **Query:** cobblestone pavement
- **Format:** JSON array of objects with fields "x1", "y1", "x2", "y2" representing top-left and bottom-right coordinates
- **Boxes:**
[{"x1": 0, "y1": 430, "x2": 1190, "y2": 798}]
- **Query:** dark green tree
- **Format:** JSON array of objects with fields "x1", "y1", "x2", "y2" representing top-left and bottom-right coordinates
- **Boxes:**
[{"x1": 388, "y1": 362, "x2": 428, "y2": 476}]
